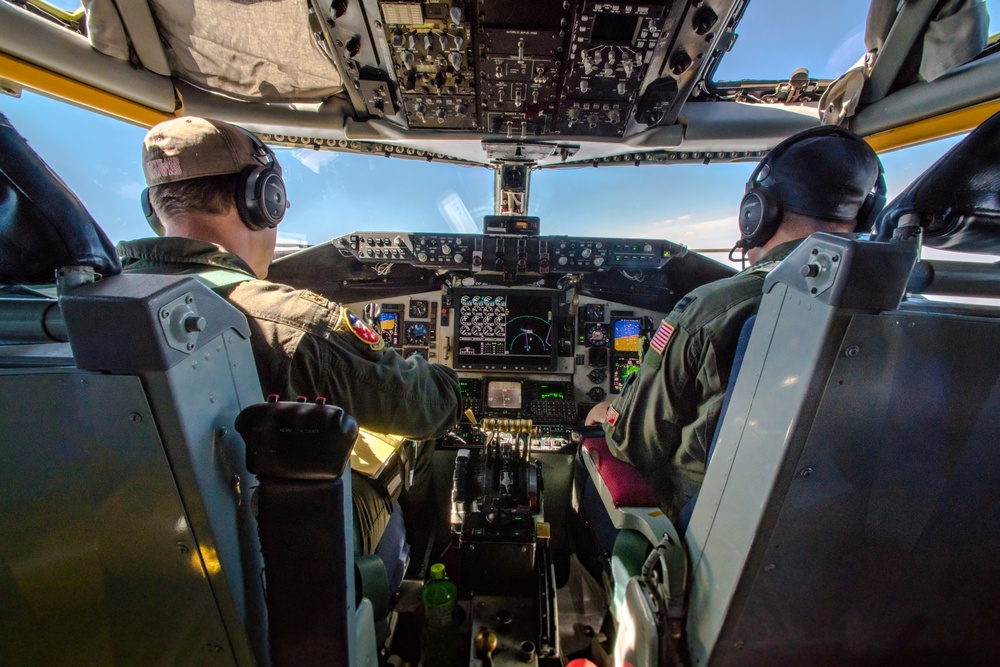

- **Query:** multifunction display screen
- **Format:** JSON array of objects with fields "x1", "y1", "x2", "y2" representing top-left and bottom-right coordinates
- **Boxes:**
[
  {"x1": 454, "y1": 289, "x2": 558, "y2": 371},
  {"x1": 379, "y1": 311, "x2": 400, "y2": 347},
  {"x1": 612, "y1": 318, "x2": 641, "y2": 352}
]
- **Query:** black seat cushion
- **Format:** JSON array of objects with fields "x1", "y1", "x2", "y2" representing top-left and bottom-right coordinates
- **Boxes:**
[
  {"x1": 875, "y1": 109, "x2": 1000, "y2": 254},
  {"x1": 0, "y1": 112, "x2": 121, "y2": 284}
]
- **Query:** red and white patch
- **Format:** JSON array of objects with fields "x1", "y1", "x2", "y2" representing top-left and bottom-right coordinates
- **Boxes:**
[
  {"x1": 606, "y1": 406, "x2": 620, "y2": 426},
  {"x1": 345, "y1": 309, "x2": 383, "y2": 347},
  {"x1": 650, "y1": 320, "x2": 675, "y2": 354}
]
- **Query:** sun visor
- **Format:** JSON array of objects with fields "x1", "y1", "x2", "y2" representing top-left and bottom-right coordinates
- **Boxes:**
[
  {"x1": 148, "y1": 0, "x2": 344, "y2": 102},
  {"x1": 875, "y1": 110, "x2": 1000, "y2": 255}
]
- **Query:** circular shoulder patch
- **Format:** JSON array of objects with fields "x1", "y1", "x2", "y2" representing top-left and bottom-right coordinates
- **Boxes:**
[{"x1": 344, "y1": 309, "x2": 385, "y2": 349}]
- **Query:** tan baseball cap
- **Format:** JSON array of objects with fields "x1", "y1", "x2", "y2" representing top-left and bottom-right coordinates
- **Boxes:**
[{"x1": 142, "y1": 117, "x2": 267, "y2": 187}]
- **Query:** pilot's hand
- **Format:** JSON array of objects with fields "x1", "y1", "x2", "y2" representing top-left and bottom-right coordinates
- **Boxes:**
[{"x1": 585, "y1": 400, "x2": 614, "y2": 426}]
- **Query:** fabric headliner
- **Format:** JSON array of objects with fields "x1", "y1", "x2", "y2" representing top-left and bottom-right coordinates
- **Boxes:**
[{"x1": 148, "y1": 0, "x2": 344, "y2": 102}]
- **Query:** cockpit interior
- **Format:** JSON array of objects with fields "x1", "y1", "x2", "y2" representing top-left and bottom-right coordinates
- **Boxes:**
[{"x1": 3, "y1": 0, "x2": 1000, "y2": 666}]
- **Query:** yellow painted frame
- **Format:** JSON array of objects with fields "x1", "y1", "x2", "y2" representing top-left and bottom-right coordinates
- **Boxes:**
[
  {"x1": 26, "y1": 0, "x2": 85, "y2": 24},
  {"x1": 865, "y1": 98, "x2": 1000, "y2": 153},
  {"x1": 0, "y1": 52, "x2": 174, "y2": 127}
]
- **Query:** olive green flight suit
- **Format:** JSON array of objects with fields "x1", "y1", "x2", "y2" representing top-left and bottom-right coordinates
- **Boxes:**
[
  {"x1": 602, "y1": 240, "x2": 802, "y2": 519},
  {"x1": 117, "y1": 237, "x2": 462, "y2": 551}
]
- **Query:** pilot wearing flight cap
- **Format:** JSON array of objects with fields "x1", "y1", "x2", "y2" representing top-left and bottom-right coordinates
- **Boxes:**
[
  {"x1": 116, "y1": 116, "x2": 462, "y2": 554},
  {"x1": 587, "y1": 126, "x2": 886, "y2": 521}
]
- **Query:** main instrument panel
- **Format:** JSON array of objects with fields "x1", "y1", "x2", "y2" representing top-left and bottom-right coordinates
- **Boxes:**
[
  {"x1": 269, "y1": 228, "x2": 735, "y2": 450},
  {"x1": 345, "y1": 284, "x2": 663, "y2": 450}
]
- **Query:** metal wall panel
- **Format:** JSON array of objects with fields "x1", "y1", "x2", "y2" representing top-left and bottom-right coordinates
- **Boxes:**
[
  {"x1": 0, "y1": 372, "x2": 237, "y2": 666},
  {"x1": 687, "y1": 293, "x2": 1000, "y2": 665}
]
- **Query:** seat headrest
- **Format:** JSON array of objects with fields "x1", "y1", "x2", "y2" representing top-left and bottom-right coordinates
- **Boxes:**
[
  {"x1": 0, "y1": 113, "x2": 121, "y2": 284},
  {"x1": 875, "y1": 110, "x2": 1000, "y2": 254}
]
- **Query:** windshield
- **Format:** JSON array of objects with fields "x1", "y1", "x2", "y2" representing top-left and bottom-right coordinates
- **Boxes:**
[
  {"x1": 715, "y1": 0, "x2": 1000, "y2": 82},
  {"x1": 0, "y1": 90, "x2": 972, "y2": 267}
]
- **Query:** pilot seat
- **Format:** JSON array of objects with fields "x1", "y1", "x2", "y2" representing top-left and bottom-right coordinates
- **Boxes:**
[{"x1": 0, "y1": 112, "x2": 394, "y2": 666}]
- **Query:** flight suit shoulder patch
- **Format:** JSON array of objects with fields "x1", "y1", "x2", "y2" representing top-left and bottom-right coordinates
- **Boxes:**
[
  {"x1": 300, "y1": 290, "x2": 330, "y2": 309},
  {"x1": 649, "y1": 319, "x2": 676, "y2": 355},
  {"x1": 336, "y1": 308, "x2": 385, "y2": 352},
  {"x1": 675, "y1": 295, "x2": 697, "y2": 313}
]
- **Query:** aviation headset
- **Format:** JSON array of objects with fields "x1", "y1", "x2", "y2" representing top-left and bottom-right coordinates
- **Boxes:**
[
  {"x1": 737, "y1": 125, "x2": 887, "y2": 250},
  {"x1": 141, "y1": 126, "x2": 287, "y2": 235}
]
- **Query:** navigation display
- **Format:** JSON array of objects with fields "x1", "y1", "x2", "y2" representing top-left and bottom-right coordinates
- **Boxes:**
[
  {"x1": 611, "y1": 357, "x2": 641, "y2": 394},
  {"x1": 454, "y1": 289, "x2": 558, "y2": 371}
]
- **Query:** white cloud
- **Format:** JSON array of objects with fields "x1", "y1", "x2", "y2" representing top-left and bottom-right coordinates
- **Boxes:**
[
  {"x1": 613, "y1": 214, "x2": 739, "y2": 251},
  {"x1": 289, "y1": 148, "x2": 339, "y2": 174},
  {"x1": 437, "y1": 191, "x2": 479, "y2": 234}
]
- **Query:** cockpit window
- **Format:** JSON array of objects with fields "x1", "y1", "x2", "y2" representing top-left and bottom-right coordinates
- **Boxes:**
[
  {"x1": 27, "y1": 0, "x2": 83, "y2": 21},
  {"x1": 531, "y1": 163, "x2": 756, "y2": 265},
  {"x1": 0, "y1": 91, "x2": 985, "y2": 270},
  {"x1": 713, "y1": 0, "x2": 999, "y2": 83},
  {"x1": 712, "y1": 0, "x2": 871, "y2": 82}
]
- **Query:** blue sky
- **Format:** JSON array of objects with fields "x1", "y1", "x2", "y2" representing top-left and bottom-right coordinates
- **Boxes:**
[{"x1": 0, "y1": 0, "x2": 993, "y2": 258}]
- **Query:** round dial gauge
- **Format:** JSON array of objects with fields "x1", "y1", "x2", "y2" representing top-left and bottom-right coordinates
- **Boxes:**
[
  {"x1": 586, "y1": 323, "x2": 609, "y2": 348},
  {"x1": 588, "y1": 368, "x2": 607, "y2": 384},
  {"x1": 405, "y1": 322, "x2": 429, "y2": 346},
  {"x1": 408, "y1": 300, "x2": 429, "y2": 318}
]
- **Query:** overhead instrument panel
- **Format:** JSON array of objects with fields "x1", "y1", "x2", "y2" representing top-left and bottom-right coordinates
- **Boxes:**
[
  {"x1": 381, "y1": 1, "x2": 478, "y2": 129},
  {"x1": 376, "y1": 0, "x2": 676, "y2": 138},
  {"x1": 559, "y1": 1, "x2": 672, "y2": 136}
]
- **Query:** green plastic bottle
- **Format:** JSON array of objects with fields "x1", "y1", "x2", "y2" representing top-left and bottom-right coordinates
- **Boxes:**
[{"x1": 422, "y1": 563, "x2": 457, "y2": 630}]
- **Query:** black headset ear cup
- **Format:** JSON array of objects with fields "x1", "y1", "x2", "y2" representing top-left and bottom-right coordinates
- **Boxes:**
[
  {"x1": 140, "y1": 187, "x2": 166, "y2": 236},
  {"x1": 236, "y1": 165, "x2": 286, "y2": 231},
  {"x1": 854, "y1": 170, "x2": 887, "y2": 233},
  {"x1": 738, "y1": 186, "x2": 780, "y2": 249}
]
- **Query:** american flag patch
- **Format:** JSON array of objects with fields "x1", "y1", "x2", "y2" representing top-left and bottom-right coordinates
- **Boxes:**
[
  {"x1": 650, "y1": 320, "x2": 675, "y2": 354},
  {"x1": 606, "y1": 406, "x2": 619, "y2": 425}
]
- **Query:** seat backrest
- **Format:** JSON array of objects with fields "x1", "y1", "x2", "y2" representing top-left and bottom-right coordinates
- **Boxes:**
[
  {"x1": 0, "y1": 273, "x2": 269, "y2": 665},
  {"x1": 685, "y1": 233, "x2": 1000, "y2": 666},
  {"x1": 677, "y1": 314, "x2": 756, "y2": 532},
  {"x1": 0, "y1": 114, "x2": 270, "y2": 664}
]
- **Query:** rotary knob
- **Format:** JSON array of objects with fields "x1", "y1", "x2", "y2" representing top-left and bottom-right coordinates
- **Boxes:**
[
  {"x1": 593, "y1": 256, "x2": 605, "y2": 267},
  {"x1": 558, "y1": 256, "x2": 569, "y2": 266},
  {"x1": 454, "y1": 253, "x2": 464, "y2": 263},
  {"x1": 581, "y1": 248, "x2": 592, "y2": 258},
  {"x1": 441, "y1": 244, "x2": 452, "y2": 255},
  {"x1": 417, "y1": 252, "x2": 429, "y2": 262}
]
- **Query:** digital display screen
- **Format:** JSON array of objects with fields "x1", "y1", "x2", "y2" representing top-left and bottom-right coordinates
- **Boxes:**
[
  {"x1": 454, "y1": 289, "x2": 558, "y2": 371},
  {"x1": 379, "y1": 312, "x2": 400, "y2": 347},
  {"x1": 459, "y1": 378, "x2": 480, "y2": 397},
  {"x1": 611, "y1": 356, "x2": 641, "y2": 394},
  {"x1": 536, "y1": 383, "x2": 567, "y2": 401},
  {"x1": 592, "y1": 13, "x2": 640, "y2": 45},
  {"x1": 613, "y1": 318, "x2": 641, "y2": 353},
  {"x1": 487, "y1": 380, "x2": 523, "y2": 410}
]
